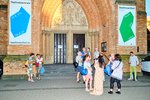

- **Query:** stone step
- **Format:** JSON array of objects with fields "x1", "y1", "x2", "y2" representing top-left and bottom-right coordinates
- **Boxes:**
[
  {"x1": 1, "y1": 64, "x2": 77, "y2": 80},
  {"x1": 42, "y1": 64, "x2": 76, "y2": 79}
]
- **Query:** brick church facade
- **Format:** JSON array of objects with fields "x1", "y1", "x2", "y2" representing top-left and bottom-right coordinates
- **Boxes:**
[{"x1": 0, "y1": 0, "x2": 147, "y2": 75}]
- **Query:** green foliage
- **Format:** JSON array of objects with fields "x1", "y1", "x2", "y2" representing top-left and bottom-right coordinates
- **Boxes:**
[{"x1": 1, "y1": 55, "x2": 29, "y2": 62}]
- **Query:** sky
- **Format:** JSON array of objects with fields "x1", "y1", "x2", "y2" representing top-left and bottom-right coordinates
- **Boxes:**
[{"x1": 146, "y1": 0, "x2": 150, "y2": 16}]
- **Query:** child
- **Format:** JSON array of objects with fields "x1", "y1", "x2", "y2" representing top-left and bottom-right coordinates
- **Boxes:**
[{"x1": 83, "y1": 55, "x2": 93, "y2": 92}]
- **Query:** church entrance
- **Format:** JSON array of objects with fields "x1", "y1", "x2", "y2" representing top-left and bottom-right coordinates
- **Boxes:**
[
  {"x1": 54, "y1": 33, "x2": 67, "y2": 64},
  {"x1": 42, "y1": 0, "x2": 89, "y2": 64},
  {"x1": 73, "y1": 34, "x2": 85, "y2": 62}
]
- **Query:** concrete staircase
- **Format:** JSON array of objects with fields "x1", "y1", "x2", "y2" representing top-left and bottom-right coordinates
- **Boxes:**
[{"x1": 42, "y1": 64, "x2": 76, "y2": 79}]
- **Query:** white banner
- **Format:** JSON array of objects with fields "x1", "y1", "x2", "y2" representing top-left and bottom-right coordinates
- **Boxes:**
[
  {"x1": 118, "y1": 5, "x2": 136, "y2": 46},
  {"x1": 9, "y1": 0, "x2": 31, "y2": 45}
]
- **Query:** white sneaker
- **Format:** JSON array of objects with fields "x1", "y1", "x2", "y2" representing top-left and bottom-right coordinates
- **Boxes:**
[
  {"x1": 30, "y1": 80, "x2": 34, "y2": 82},
  {"x1": 128, "y1": 78, "x2": 132, "y2": 81}
]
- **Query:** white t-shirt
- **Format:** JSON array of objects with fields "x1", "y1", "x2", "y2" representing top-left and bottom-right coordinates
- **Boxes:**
[
  {"x1": 84, "y1": 61, "x2": 92, "y2": 75},
  {"x1": 76, "y1": 56, "x2": 82, "y2": 66},
  {"x1": 36, "y1": 58, "x2": 43, "y2": 65},
  {"x1": 129, "y1": 55, "x2": 139, "y2": 66},
  {"x1": 93, "y1": 51, "x2": 100, "y2": 59}
]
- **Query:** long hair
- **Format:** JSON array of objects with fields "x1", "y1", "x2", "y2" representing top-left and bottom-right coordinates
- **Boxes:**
[
  {"x1": 83, "y1": 54, "x2": 89, "y2": 61},
  {"x1": 98, "y1": 55, "x2": 105, "y2": 68}
]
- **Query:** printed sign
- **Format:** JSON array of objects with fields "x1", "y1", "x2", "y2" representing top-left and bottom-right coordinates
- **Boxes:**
[
  {"x1": 9, "y1": 0, "x2": 31, "y2": 45},
  {"x1": 58, "y1": 45, "x2": 63, "y2": 49},
  {"x1": 74, "y1": 45, "x2": 79, "y2": 48},
  {"x1": 118, "y1": 5, "x2": 136, "y2": 46}
]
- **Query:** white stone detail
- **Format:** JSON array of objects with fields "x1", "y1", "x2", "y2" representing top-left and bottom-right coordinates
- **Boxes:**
[{"x1": 52, "y1": 0, "x2": 88, "y2": 30}]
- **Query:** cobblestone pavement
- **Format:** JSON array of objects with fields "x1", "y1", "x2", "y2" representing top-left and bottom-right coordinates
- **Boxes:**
[{"x1": 0, "y1": 64, "x2": 150, "y2": 100}]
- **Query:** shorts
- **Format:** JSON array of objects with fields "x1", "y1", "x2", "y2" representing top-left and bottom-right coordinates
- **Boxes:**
[
  {"x1": 77, "y1": 66, "x2": 82, "y2": 72},
  {"x1": 85, "y1": 74, "x2": 93, "y2": 80},
  {"x1": 27, "y1": 68, "x2": 33, "y2": 75}
]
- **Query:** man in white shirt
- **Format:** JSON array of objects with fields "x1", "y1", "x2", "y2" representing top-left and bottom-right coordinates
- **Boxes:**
[{"x1": 128, "y1": 51, "x2": 139, "y2": 81}]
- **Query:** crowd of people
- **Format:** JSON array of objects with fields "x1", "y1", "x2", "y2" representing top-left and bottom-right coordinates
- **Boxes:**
[
  {"x1": 25, "y1": 47, "x2": 139, "y2": 95},
  {"x1": 26, "y1": 53, "x2": 44, "y2": 82},
  {"x1": 74, "y1": 47, "x2": 139, "y2": 95}
]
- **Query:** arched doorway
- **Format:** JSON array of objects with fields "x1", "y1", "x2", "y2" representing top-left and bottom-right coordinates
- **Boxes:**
[
  {"x1": 42, "y1": 0, "x2": 89, "y2": 64},
  {"x1": 40, "y1": 0, "x2": 114, "y2": 64}
]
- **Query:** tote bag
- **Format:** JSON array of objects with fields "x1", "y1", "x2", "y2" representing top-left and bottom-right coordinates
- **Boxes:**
[
  {"x1": 104, "y1": 61, "x2": 121, "y2": 76},
  {"x1": 40, "y1": 67, "x2": 45, "y2": 75},
  {"x1": 104, "y1": 64, "x2": 112, "y2": 76},
  {"x1": 79, "y1": 66, "x2": 88, "y2": 75}
]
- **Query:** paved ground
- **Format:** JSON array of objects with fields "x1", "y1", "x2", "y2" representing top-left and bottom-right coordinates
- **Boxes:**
[{"x1": 0, "y1": 64, "x2": 150, "y2": 100}]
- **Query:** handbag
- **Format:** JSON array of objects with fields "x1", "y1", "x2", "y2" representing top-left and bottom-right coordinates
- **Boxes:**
[
  {"x1": 104, "y1": 61, "x2": 121, "y2": 76},
  {"x1": 80, "y1": 66, "x2": 88, "y2": 75},
  {"x1": 25, "y1": 60, "x2": 28, "y2": 67},
  {"x1": 40, "y1": 67, "x2": 45, "y2": 75},
  {"x1": 104, "y1": 64, "x2": 112, "y2": 76}
]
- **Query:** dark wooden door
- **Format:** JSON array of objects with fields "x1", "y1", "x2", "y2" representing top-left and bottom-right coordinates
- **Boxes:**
[
  {"x1": 73, "y1": 34, "x2": 85, "y2": 62},
  {"x1": 54, "y1": 34, "x2": 66, "y2": 64}
]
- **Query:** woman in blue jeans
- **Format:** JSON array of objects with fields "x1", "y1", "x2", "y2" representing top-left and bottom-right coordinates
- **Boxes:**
[{"x1": 108, "y1": 54, "x2": 123, "y2": 94}]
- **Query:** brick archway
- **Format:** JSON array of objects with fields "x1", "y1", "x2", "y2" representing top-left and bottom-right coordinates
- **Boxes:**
[
  {"x1": 40, "y1": 0, "x2": 113, "y2": 30},
  {"x1": 38, "y1": 0, "x2": 115, "y2": 63}
]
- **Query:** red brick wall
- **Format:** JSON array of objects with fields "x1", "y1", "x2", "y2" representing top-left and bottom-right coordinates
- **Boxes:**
[{"x1": 0, "y1": 4, "x2": 7, "y2": 55}]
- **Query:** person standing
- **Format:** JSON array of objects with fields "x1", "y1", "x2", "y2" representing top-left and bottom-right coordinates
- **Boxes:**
[
  {"x1": 83, "y1": 55, "x2": 93, "y2": 92},
  {"x1": 75, "y1": 51, "x2": 83, "y2": 83},
  {"x1": 86, "y1": 47, "x2": 91, "y2": 57},
  {"x1": 93, "y1": 48, "x2": 100, "y2": 59},
  {"x1": 36, "y1": 54, "x2": 43, "y2": 80},
  {"x1": 0, "y1": 59, "x2": 3, "y2": 79},
  {"x1": 90, "y1": 54, "x2": 105, "y2": 95},
  {"x1": 32, "y1": 56, "x2": 37, "y2": 78},
  {"x1": 128, "y1": 51, "x2": 139, "y2": 81},
  {"x1": 108, "y1": 54, "x2": 123, "y2": 94},
  {"x1": 27, "y1": 53, "x2": 35, "y2": 82},
  {"x1": 81, "y1": 47, "x2": 87, "y2": 84},
  {"x1": 81, "y1": 47, "x2": 87, "y2": 59}
]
